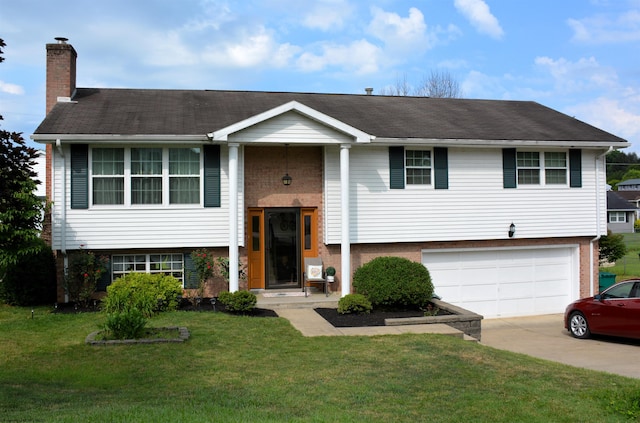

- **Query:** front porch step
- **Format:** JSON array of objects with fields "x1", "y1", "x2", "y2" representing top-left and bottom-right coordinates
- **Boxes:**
[{"x1": 256, "y1": 292, "x2": 339, "y2": 309}]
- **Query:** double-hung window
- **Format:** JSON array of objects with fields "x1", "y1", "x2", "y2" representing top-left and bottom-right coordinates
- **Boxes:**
[
  {"x1": 91, "y1": 147, "x2": 201, "y2": 206},
  {"x1": 406, "y1": 150, "x2": 432, "y2": 185},
  {"x1": 516, "y1": 151, "x2": 567, "y2": 186},
  {"x1": 92, "y1": 148, "x2": 125, "y2": 205}
]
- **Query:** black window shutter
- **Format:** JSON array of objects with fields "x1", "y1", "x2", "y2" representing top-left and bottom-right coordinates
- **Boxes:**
[
  {"x1": 96, "y1": 257, "x2": 112, "y2": 292},
  {"x1": 70, "y1": 144, "x2": 89, "y2": 209},
  {"x1": 502, "y1": 148, "x2": 517, "y2": 189},
  {"x1": 569, "y1": 149, "x2": 582, "y2": 188},
  {"x1": 204, "y1": 145, "x2": 221, "y2": 207},
  {"x1": 389, "y1": 146, "x2": 405, "y2": 189},
  {"x1": 433, "y1": 147, "x2": 449, "y2": 189},
  {"x1": 183, "y1": 253, "x2": 199, "y2": 289}
]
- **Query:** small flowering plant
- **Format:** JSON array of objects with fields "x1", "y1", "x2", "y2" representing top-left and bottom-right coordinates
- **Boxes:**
[
  {"x1": 190, "y1": 249, "x2": 217, "y2": 286},
  {"x1": 66, "y1": 248, "x2": 109, "y2": 307}
]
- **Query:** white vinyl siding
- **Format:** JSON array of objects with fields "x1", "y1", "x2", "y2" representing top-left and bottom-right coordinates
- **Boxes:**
[
  {"x1": 50, "y1": 144, "x2": 244, "y2": 250},
  {"x1": 230, "y1": 111, "x2": 353, "y2": 144},
  {"x1": 324, "y1": 146, "x2": 604, "y2": 244}
]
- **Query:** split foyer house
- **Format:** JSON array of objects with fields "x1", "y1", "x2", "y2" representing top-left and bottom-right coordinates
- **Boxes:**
[{"x1": 32, "y1": 38, "x2": 630, "y2": 318}]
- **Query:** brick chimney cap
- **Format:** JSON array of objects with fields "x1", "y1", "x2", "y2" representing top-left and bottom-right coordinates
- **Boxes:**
[{"x1": 54, "y1": 37, "x2": 69, "y2": 44}]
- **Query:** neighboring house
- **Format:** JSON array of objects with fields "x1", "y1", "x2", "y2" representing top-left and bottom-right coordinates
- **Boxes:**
[
  {"x1": 32, "y1": 39, "x2": 630, "y2": 318},
  {"x1": 610, "y1": 189, "x2": 640, "y2": 220},
  {"x1": 617, "y1": 178, "x2": 640, "y2": 191},
  {"x1": 606, "y1": 190, "x2": 637, "y2": 233}
]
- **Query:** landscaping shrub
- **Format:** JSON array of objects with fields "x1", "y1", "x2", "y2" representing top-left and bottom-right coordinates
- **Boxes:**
[
  {"x1": 66, "y1": 249, "x2": 108, "y2": 307},
  {"x1": 217, "y1": 290, "x2": 257, "y2": 312},
  {"x1": 352, "y1": 256, "x2": 433, "y2": 308},
  {"x1": 337, "y1": 293, "x2": 372, "y2": 315},
  {"x1": 103, "y1": 309, "x2": 147, "y2": 340},
  {"x1": 102, "y1": 273, "x2": 182, "y2": 317},
  {"x1": 0, "y1": 238, "x2": 56, "y2": 306}
]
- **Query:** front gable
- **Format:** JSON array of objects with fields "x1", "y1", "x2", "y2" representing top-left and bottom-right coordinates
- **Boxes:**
[{"x1": 209, "y1": 100, "x2": 374, "y2": 144}]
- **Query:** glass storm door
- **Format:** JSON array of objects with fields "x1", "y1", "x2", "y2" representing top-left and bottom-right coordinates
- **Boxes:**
[{"x1": 266, "y1": 209, "x2": 299, "y2": 289}]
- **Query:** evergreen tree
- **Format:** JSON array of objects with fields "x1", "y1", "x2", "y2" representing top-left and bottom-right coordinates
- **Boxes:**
[{"x1": 0, "y1": 38, "x2": 46, "y2": 272}]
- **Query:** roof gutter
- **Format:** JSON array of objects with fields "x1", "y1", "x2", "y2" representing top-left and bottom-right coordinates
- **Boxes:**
[
  {"x1": 31, "y1": 134, "x2": 209, "y2": 143},
  {"x1": 590, "y1": 145, "x2": 614, "y2": 297},
  {"x1": 371, "y1": 137, "x2": 631, "y2": 149}
]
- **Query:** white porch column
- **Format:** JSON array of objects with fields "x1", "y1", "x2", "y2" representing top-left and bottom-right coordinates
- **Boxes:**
[
  {"x1": 228, "y1": 143, "x2": 240, "y2": 292},
  {"x1": 340, "y1": 144, "x2": 351, "y2": 297}
]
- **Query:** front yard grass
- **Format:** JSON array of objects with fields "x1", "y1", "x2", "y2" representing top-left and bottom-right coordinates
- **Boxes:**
[{"x1": 1, "y1": 305, "x2": 640, "y2": 422}]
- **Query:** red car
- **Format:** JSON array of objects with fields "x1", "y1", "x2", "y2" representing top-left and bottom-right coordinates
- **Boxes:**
[{"x1": 565, "y1": 279, "x2": 640, "y2": 340}]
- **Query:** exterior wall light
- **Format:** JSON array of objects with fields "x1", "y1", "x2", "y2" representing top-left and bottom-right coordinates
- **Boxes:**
[
  {"x1": 508, "y1": 223, "x2": 516, "y2": 238},
  {"x1": 282, "y1": 144, "x2": 292, "y2": 186}
]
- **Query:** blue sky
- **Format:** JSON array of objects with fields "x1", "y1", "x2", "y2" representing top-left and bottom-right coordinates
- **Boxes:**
[{"x1": 1, "y1": 0, "x2": 639, "y2": 152}]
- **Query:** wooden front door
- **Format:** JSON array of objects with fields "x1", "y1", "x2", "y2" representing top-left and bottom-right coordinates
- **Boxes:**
[{"x1": 247, "y1": 207, "x2": 318, "y2": 290}]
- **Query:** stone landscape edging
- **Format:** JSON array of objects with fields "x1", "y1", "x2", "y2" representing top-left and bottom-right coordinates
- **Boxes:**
[
  {"x1": 385, "y1": 299, "x2": 484, "y2": 341},
  {"x1": 85, "y1": 326, "x2": 190, "y2": 346}
]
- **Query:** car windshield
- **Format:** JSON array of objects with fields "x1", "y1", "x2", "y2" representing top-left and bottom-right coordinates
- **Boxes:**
[{"x1": 602, "y1": 282, "x2": 635, "y2": 300}]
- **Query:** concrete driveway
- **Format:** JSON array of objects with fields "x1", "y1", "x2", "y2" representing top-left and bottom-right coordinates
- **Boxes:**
[{"x1": 481, "y1": 314, "x2": 640, "y2": 379}]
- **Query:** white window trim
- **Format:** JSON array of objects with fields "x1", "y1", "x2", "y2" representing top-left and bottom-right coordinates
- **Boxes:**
[
  {"x1": 516, "y1": 150, "x2": 569, "y2": 187},
  {"x1": 111, "y1": 253, "x2": 185, "y2": 286},
  {"x1": 89, "y1": 146, "x2": 203, "y2": 208},
  {"x1": 609, "y1": 211, "x2": 627, "y2": 223},
  {"x1": 405, "y1": 149, "x2": 433, "y2": 186}
]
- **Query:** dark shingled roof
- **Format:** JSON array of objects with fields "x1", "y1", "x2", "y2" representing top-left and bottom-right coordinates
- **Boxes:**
[
  {"x1": 607, "y1": 191, "x2": 638, "y2": 210},
  {"x1": 34, "y1": 88, "x2": 628, "y2": 144}
]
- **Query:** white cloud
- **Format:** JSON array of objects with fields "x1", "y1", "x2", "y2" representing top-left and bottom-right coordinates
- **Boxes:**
[
  {"x1": 0, "y1": 81, "x2": 24, "y2": 95},
  {"x1": 568, "y1": 10, "x2": 640, "y2": 44},
  {"x1": 534, "y1": 56, "x2": 618, "y2": 93},
  {"x1": 453, "y1": 0, "x2": 504, "y2": 39},
  {"x1": 567, "y1": 97, "x2": 640, "y2": 142},
  {"x1": 368, "y1": 7, "x2": 432, "y2": 52},
  {"x1": 302, "y1": 0, "x2": 354, "y2": 31},
  {"x1": 296, "y1": 39, "x2": 381, "y2": 74}
]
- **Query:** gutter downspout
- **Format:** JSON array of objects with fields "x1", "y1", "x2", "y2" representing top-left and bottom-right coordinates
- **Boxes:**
[
  {"x1": 55, "y1": 139, "x2": 69, "y2": 302},
  {"x1": 590, "y1": 146, "x2": 613, "y2": 297}
]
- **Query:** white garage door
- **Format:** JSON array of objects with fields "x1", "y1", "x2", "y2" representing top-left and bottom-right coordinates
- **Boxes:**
[{"x1": 422, "y1": 246, "x2": 577, "y2": 318}]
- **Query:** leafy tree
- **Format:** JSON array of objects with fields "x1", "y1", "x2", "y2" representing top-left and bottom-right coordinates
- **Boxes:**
[
  {"x1": 0, "y1": 38, "x2": 46, "y2": 274},
  {"x1": 599, "y1": 231, "x2": 627, "y2": 265},
  {"x1": 606, "y1": 150, "x2": 640, "y2": 188}
]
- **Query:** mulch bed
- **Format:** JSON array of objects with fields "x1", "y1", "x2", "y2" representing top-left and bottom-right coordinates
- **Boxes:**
[
  {"x1": 315, "y1": 306, "x2": 448, "y2": 327},
  {"x1": 52, "y1": 298, "x2": 279, "y2": 318}
]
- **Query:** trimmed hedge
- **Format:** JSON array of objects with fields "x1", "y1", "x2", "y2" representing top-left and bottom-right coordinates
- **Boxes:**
[
  {"x1": 217, "y1": 290, "x2": 257, "y2": 312},
  {"x1": 337, "y1": 293, "x2": 372, "y2": 315},
  {"x1": 102, "y1": 273, "x2": 182, "y2": 317},
  {"x1": 352, "y1": 256, "x2": 433, "y2": 308}
]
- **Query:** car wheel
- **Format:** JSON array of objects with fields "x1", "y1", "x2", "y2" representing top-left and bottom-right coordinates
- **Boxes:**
[{"x1": 569, "y1": 312, "x2": 591, "y2": 339}]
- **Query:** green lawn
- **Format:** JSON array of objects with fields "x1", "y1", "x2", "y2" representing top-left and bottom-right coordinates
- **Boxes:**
[
  {"x1": 1, "y1": 306, "x2": 640, "y2": 422},
  {"x1": 601, "y1": 232, "x2": 640, "y2": 281}
]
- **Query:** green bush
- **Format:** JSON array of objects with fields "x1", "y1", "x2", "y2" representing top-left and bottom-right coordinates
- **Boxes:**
[
  {"x1": 352, "y1": 256, "x2": 433, "y2": 308},
  {"x1": 0, "y1": 238, "x2": 57, "y2": 306},
  {"x1": 103, "y1": 309, "x2": 147, "y2": 340},
  {"x1": 102, "y1": 273, "x2": 182, "y2": 317},
  {"x1": 217, "y1": 290, "x2": 257, "y2": 312},
  {"x1": 337, "y1": 293, "x2": 372, "y2": 315},
  {"x1": 66, "y1": 249, "x2": 108, "y2": 307}
]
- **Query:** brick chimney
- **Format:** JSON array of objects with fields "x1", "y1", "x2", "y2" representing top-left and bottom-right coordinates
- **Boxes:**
[
  {"x1": 43, "y1": 38, "x2": 77, "y2": 249},
  {"x1": 46, "y1": 37, "x2": 77, "y2": 114}
]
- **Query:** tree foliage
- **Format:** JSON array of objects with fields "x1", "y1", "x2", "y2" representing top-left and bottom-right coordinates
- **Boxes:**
[
  {"x1": 379, "y1": 70, "x2": 462, "y2": 98},
  {"x1": 0, "y1": 38, "x2": 46, "y2": 271},
  {"x1": 606, "y1": 150, "x2": 640, "y2": 188},
  {"x1": 599, "y1": 231, "x2": 627, "y2": 265}
]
